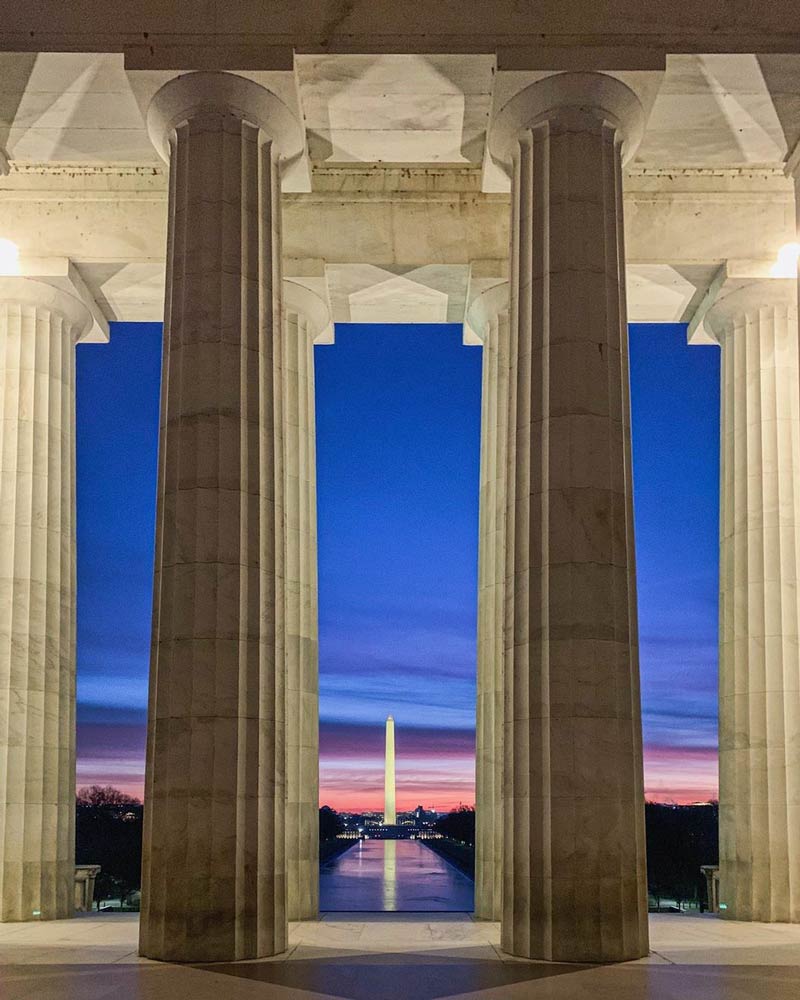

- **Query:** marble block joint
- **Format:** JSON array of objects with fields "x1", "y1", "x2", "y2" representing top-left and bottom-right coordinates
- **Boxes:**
[
  {"x1": 491, "y1": 72, "x2": 650, "y2": 963},
  {"x1": 0, "y1": 278, "x2": 92, "y2": 921},
  {"x1": 139, "y1": 72, "x2": 302, "y2": 963}
]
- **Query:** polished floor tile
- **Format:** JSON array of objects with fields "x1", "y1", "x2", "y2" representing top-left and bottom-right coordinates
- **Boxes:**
[{"x1": 2, "y1": 913, "x2": 800, "y2": 999}]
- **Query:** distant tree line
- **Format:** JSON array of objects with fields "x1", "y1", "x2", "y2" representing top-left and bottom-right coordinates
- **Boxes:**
[
  {"x1": 434, "y1": 805, "x2": 475, "y2": 845},
  {"x1": 427, "y1": 806, "x2": 475, "y2": 878},
  {"x1": 319, "y1": 805, "x2": 344, "y2": 841}
]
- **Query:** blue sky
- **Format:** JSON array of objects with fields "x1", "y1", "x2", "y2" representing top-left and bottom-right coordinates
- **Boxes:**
[
  {"x1": 74, "y1": 320, "x2": 720, "y2": 806},
  {"x1": 314, "y1": 325, "x2": 481, "y2": 809},
  {"x1": 629, "y1": 323, "x2": 719, "y2": 800}
]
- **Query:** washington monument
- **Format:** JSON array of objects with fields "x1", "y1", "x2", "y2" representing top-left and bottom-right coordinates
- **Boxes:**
[{"x1": 384, "y1": 715, "x2": 396, "y2": 825}]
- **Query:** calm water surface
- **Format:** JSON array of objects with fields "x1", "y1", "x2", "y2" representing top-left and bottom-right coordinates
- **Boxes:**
[{"x1": 319, "y1": 839, "x2": 474, "y2": 912}]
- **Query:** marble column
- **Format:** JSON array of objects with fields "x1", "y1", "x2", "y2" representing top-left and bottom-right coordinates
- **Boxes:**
[
  {"x1": 490, "y1": 73, "x2": 649, "y2": 962},
  {"x1": 140, "y1": 72, "x2": 303, "y2": 963},
  {"x1": 282, "y1": 280, "x2": 329, "y2": 921},
  {"x1": 0, "y1": 277, "x2": 91, "y2": 920},
  {"x1": 703, "y1": 276, "x2": 800, "y2": 922},
  {"x1": 469, "y1": 283, "x2": 510, "y2": 922},
  {"x1": 790, "y1": 153, "x2": 800, "y2": 309}
]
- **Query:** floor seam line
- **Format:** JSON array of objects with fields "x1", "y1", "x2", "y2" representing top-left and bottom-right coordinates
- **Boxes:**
[{"x1": 649, "y1": 948, "x2": 677, "y2": 965}]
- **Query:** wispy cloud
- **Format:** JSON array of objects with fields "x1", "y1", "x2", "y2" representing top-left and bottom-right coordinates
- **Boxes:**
[
  {"x1": 644, "y1": 741, "x2": 718, "y2": 803},
  {"x1": 76, "y1": 721, "x2": 147, "y2": 799},
  {"x1": 320, "y1": 720, "x2": 474, "y2": 758}
]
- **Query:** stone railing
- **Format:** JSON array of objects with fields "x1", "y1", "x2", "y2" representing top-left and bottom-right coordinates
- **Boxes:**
[
  {"x1": 701, "y1": 865, "x2": 720, "y2": 913},
  {"x1": 74, "y1": 865, "x2": 101, "y2": 912}
]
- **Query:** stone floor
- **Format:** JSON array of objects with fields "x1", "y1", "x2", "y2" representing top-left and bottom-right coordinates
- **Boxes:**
[{"x1": 2, "y1": 912, "x2": 800, "y2": 999}]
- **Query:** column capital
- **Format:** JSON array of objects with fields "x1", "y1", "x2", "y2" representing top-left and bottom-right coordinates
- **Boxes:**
[
  {"x1": 0, "y1": 276, "x2": 93, "y2": 341},
  {"x1": 146, "y1": 71, "x2": 305, "y2": 166},
  {"x1": 489, "y1": 71, "x2": 645, "y2": 171},
  {"x1": 785, "y1": 137, "x2": 800, "y2": 182},
  {"x1": 688, "y1": 262, "x2": 797, "y2": 345},
  {"x1": 464, "y1": 280, "x2": 509, "y2": 345},
  {"x1": 283, "y1": 279, "x2": 334, "y2": 344}
]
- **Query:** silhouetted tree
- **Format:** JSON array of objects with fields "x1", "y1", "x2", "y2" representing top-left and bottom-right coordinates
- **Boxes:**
[
  {"x1": 434, "y1": 805, "x2": 475, "y2": 845},
  {"x1": 319, "y1": 805, "x2": 344, "y2": 842},
  {"x1": 77, "y1": 785, "x2": 141, "y2": 809}
]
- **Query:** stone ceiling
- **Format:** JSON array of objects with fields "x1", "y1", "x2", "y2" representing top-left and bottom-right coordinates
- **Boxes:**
[
  {"x1": 0, "y1": 52, "x2": 798, "y2": 330},
  {"x1": 1, "y1": 53, "x2": 800, "y2": 170}
]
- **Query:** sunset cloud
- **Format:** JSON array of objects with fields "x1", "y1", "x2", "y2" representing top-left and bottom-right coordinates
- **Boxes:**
[{"x1": 77, "y1": 716, "x2": 720, "y2": 809}]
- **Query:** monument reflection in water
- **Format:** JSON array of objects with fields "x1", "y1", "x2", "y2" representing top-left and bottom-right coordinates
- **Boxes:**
[
  {"x1": 383, "y1": 840, "x2": 397, "y2": 910},
  {"x1": 320, "y1": 840, "x2": 474, "y2": 912}
]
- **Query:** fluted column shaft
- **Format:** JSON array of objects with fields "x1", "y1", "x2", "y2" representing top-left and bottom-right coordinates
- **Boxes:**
[
  {"x1": 283, "y1": 282, "x2": 327, "y2": 922},
  {"x1": 792, "y1": 162, "x2": 800, "y2": 319},
  {"x1": 707, "y1": 280, "x2": 800, "y2": 922},
  {"x1": 472, "y1": 290, "x2": 510, "y2": 922},
  {"x1": 0, "y1": 278, "x2": 90, "y2": 920},
  {"x1": 140, "y1": 73, "x2": 300, "y2": 962},
  {"x1": 492, "y1": 73, "x2": 649, "y2": 963}
]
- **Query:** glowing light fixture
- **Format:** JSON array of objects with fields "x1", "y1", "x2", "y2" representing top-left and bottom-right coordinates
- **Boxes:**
[
  {"x1": 0, "y1": 238, "x2": 21, "y2": 276},
  {"x1": 770, "y1": 241, "x2": 800, "y2": 278}
]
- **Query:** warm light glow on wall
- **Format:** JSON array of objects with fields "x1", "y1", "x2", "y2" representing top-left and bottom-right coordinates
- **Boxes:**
[
  {"x1": 770, "y1": 241, "x2": 800, "y2": 278},
  {"x1": 0, "y1": 238, "x2": 20, "y2": 276}
]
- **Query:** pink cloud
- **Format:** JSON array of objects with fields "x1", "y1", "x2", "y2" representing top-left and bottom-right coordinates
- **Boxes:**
[
  {"x1": 643, "y1": 742, "x2": 718, "y2": 803},
  {"x1": 75, "y1": 721, "x2": 720, "y2": 810},
  {"x1": 319, "y1": 721, "x2": 474, "y2": 760},
  {"x1": 76, "y1": 723, "x2": 146, "y2": 800}
]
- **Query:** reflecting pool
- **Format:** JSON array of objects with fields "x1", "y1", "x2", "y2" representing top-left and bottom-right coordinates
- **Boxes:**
[{"x1": 319, "y1": 839, "x2": 474, "y2": 912}]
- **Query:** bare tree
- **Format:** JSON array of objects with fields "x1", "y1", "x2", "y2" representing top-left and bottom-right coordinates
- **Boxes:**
[{"x1": 77, "y1": 785, "x2": 141, "y2": 807}]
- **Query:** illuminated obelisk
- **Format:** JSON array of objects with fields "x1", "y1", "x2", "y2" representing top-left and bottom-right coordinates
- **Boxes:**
[{"x1": 384, "y1": 715, "x2": 396, "y2": 825}]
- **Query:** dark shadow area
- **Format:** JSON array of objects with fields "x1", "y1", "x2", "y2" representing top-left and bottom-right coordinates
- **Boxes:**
[
  {"x1": 193, "y1": 953, "x2": 597, "y2": 1000},
  {"x1": 5, "y1": 961, "x2": 800, "y2": 1000}
]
